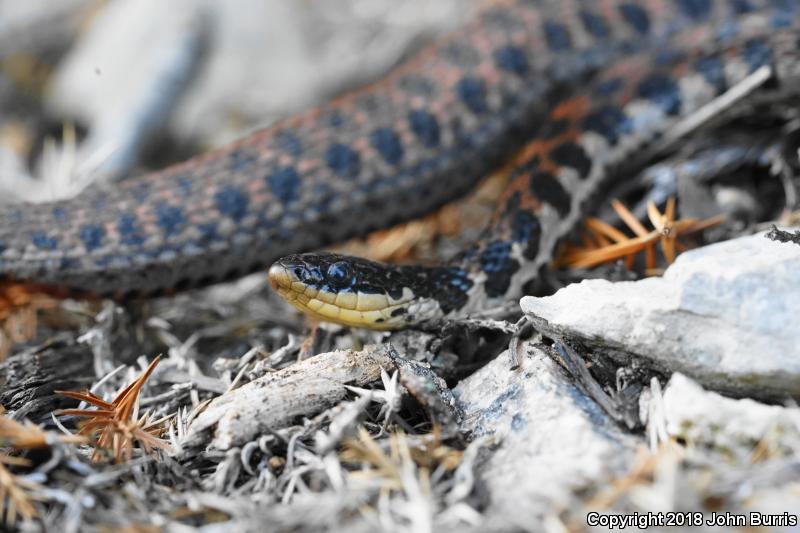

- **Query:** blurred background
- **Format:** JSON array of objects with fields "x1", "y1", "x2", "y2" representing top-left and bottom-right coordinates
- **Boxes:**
[{"x1": 0, "y1": 0, "x2": 473, "y2": 203}]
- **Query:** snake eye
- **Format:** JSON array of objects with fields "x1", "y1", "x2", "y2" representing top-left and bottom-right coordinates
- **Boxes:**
[{"x1": 327, "y1": 262, "x2": 351, "y2": 286}]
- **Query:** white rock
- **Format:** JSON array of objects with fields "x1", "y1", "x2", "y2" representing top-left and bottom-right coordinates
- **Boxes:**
[
  {"x1": 657, "y1": 373, "x2": 800, "y2": 524},
  {"x1": 521, "y1": 232, "x2": 800, "y2": 399},
  {"x1": 454, "y1": 342, "x2": 639, "y2": 530},
  {"x1": 663, "y1": 373, "x2": 800, "y2": 461}
]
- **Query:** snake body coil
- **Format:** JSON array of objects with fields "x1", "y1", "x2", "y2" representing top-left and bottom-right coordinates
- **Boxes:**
[{"x1": 3, "y1": 1, "x2": 800, "y2": 327}]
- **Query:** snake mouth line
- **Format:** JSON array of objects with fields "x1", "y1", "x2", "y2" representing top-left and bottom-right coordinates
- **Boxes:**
[{"x1": 268, "y1": 260, "x2": 414, "y2": 329}]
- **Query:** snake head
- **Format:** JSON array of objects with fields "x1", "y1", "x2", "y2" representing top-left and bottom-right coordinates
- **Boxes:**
[{"x1": 268, "y1": 252, "x2": 426, "y2": 329}]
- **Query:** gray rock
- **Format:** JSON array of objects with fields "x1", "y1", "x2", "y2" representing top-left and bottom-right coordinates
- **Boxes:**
[
  {"x1": 454, "y1": 342, "x2": 640, "y2": 530},
  {"x1": 521, "y1": 232, "x2": 800, "y2": 399}
]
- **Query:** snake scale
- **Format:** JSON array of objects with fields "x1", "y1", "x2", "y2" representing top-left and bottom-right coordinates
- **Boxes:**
[{"x1": 3, "y1": 1, "x2": 800, "y2": 328}]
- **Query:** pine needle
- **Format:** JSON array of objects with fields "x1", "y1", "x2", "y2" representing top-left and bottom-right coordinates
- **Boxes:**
[
  {"x1": 557, "y1": 198, "x2": 724, "y2": 271},
  {"x1": 0, "y1": 456, "x2": 41, "y2": 526},
  {"x1": 56, "y1": 356, "x2": 173, "y2": 463}
]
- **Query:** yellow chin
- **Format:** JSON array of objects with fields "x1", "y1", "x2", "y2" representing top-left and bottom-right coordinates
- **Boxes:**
[{"x1": 268, "y1": 264, "x2": 409, "y2": 330}]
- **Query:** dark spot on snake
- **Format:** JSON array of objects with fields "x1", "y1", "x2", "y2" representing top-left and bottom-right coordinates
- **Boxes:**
[
  {"x1": 52, "y1": 207, "x2": 67, "y2": 221},
  {"x1": 155, "y1": 203, "x2": 185, "y2": 237},
  {"x1": 380, "y1": 272, "x2": 405, "y2": 300},
  {"x1": 675, "y1": 0, "x2": 712, "y2": 20},
  {"x1": 427, "y1": 267, "x2": 472, "y2": 314},
  {"x1": 582, "y1": 105, "x2": 632, "y2": 145},
  {"x1": 595, "y1": 77, "x2": 623, "y2": 97},
  {"x1": 549, "y1": 141, "x2": 592, "y2": 179},
  {"x1": 370, "y1": 128, "x2": 404, "y2": 165},
  {"x1": 543, "y1": 21, "x2": 572, "y2": 52},
  {"x1": 197, "y1": 222, "x2": 218, "y2": 243},
  {"x1": 494, "y1": 45, "x2": 529, "y2": 76},
  {"x1": 479, "y1": 241, "x2": 519, "y2": 298},
  {"x1": 31, "y1": 232, "x2": 58, "y2": 251},
  {"x1": 742, "y1": 39, "x2": 772, "y2": 70},
  {"x1": 512, "y1": 211, "x2": 541, "y2": 259},
  {"x1": 619, "y1": 3, "x2": 651, "y2": 35},
  {"x1": 398, "y1": 74, "x2": 436, "y2": 96},
  {"x1": 391, "y1": 307, "x2": 407, "y2": 317},
  {"x1": 529, "y1": 171, "x2": 571, "y2": 216},
  {"x1": 695, "y1": 54, "x2": 726, "y2": 93},
  {"x1": 579, "y1": 10, "x2": 610, "y2": 39},
  {"x1": 539, "y1": 118, "x2": 569, "y2": 139},
  {"x1": 267, "y1": 166, "x2": 301, "y2": 203},
  {"x1": 456, "y1": 77, "x2": 488, "y2": 114},
  {"x1": 325, "y1": 143, "x2": 361, "y2": 178},
  {"x1": 274, "y1": 130, "x2": 303, "y2": 156},
  {"x1": 447, "y1": 271, "x2": 473, "y2": 293},
  {"x1": 117, "y1": 214, "x2": 145, "y2": 246},
  {"x1": 440, "y1": 41, "x2": 480, "y2": 67},
  {"x1": 637, "y1": 74, "x2": 681, "y2": 115},
  {"x1": 504, "y1": 190, "x2": 521, "y2": 214},
  {"x1": 324, "y1": 110, "x2": 347, "y2": 128},
  {"x1": 375, "y1": 318, "x2": 385, "y2": 323},
  {"x1": 176, "y1": 175, "x2": 193, "y2": 197},
  {"x1": 79, "y1": 224, "x2": 105, "y2": 252},
  {"x1": 730, "y1": 0, "x2": 754, "y2": 13},
  {"x1": 215, "y1": 185, "x2": 250, "y2": 222},
  {"x1": 408, "y1": 110, "x2": 441, "y2": 147}
]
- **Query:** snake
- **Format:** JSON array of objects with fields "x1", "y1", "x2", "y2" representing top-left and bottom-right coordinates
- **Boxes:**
[{"x1": 2, "y1": 1, "x2": 800, "y2": 329}]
